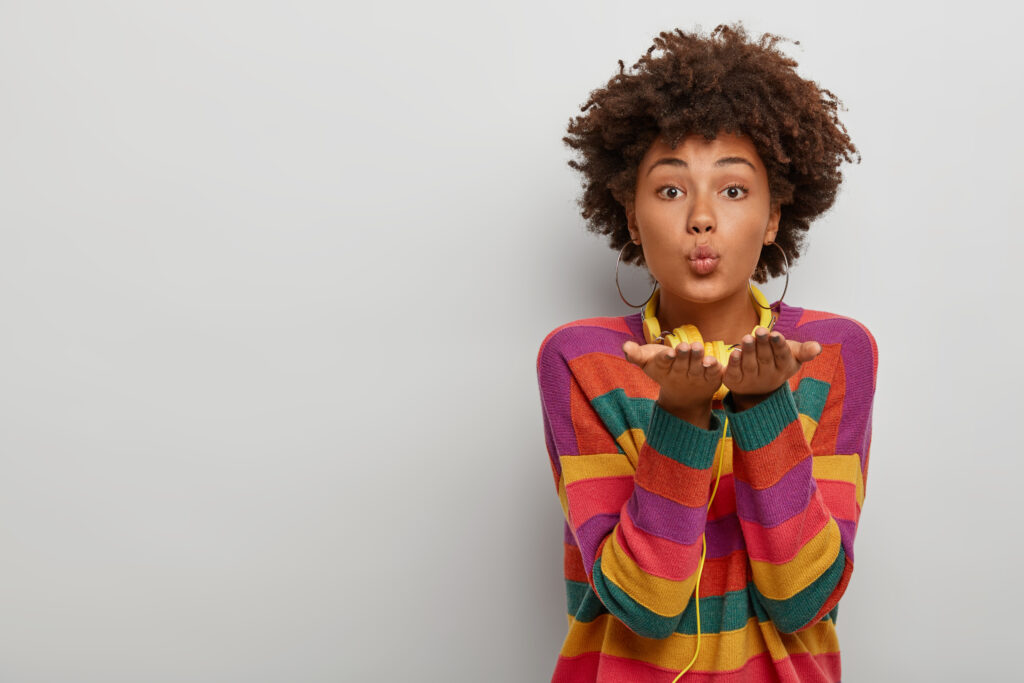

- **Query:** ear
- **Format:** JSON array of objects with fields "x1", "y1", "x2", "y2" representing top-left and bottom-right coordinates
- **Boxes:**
[
  {"x1": 765, "y1": 201, "x2": 781, "y2": 244},
  {"x1": 625, "y1": 200, "x2": 640, "y2": 242}
]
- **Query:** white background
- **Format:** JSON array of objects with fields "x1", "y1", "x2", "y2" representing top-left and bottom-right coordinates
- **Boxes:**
[{"x1": 1, "y1": 1, "x2": 1019, "y2": 681}]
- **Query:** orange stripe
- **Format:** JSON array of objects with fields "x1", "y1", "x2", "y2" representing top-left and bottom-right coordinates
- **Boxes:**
[
  {"x1": 568, "y1": 374, "x2": 619, "y2": 456},
  {"x1": 636, "y1": 442, "x2": 718, "y2": 507},
  {"x1": 570, "y1": 352, "x2": 659, "y2": 400},
  {"x1": 733, "y1": 419, "x2": 810, "y2": 487}
]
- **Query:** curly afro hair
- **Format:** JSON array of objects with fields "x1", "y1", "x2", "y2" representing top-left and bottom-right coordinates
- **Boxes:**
[{"x1": 563, "y1": 21, "x2": 860, "y2": 283}]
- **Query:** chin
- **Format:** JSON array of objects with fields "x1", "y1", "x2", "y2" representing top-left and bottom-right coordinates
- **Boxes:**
[{"x1": 667, "y1": 281, "x2": 745, "y2": 304}]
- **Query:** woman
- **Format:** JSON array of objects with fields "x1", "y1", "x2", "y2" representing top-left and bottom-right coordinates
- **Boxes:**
[{"x1": 535, "y1": 23, "x2": 879, "y2": 682}]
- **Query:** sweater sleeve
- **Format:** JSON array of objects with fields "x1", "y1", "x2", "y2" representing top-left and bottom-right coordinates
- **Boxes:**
[
  {"x1": 721, "y1": 322, "x2": 879, "y2": 634},
  {"x1": 537, "y1": 332, "x2": 726, "y2": 640}
]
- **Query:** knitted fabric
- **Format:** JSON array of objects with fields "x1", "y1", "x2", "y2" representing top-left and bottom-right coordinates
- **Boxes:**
[{"x1": 535, "y1": 300, "x2": 878, "y2": 682}]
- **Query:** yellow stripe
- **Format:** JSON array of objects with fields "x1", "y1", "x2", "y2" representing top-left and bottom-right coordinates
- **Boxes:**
[
  {"x1": 749, "y1": 518, "x2": 841, "y2": 600},
  {"x1": 710, "y1": 436, "x2": 734, "y2": 477},
  {"x1": 798, "y1": 413, "x2": 818, "y2": 443},
  {"x1": 556, "y1": 476, "x2": 569, "y2": 522},
  {"x1": 812, "y1": 453, "x2": 864, "y2": 507},
  {"x1": 559, "y1": 614, "x2": 839, "y2": 670},
  {"x1": 618, "y1": 428, "x2": 645, "y2": 469},
  {"x1": 560, "y1": 452, "x2": 635, "y2": 486},
  {"x1": 599, "y1": 530, "x2": 698, "y2": 616}
]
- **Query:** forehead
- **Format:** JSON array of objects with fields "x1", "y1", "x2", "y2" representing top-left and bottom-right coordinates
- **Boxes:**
[{"x1": 640, "y1": 131, "x2": 764, "y2": 171}]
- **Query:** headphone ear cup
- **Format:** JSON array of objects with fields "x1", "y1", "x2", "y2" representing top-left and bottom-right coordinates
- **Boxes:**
[
  {"x1": 674, "y1": 324, "x2": 703, "y2": 349},
  {"x1": 717, "y1": 341, "x2": 740, "y2": 372},
  {"x1": 642, "y1": 318, "x2": 661, "y2": 345},
  {"x1": 663, "y1": 331, "x2": 681, "y2": 349}
]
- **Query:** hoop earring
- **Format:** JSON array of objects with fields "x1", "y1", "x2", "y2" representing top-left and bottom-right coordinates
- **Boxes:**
[
  {"x1": 750, "y1": 241, "x2": 789, "y2": 310},
  {"x1": 615, "y1": 240, "x2": 657, "y2": 308}
]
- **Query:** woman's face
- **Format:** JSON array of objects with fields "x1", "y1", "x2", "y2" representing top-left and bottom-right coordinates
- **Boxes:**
[{"x1": 626, "y1": 131, "x2": 780, "y2": 307}]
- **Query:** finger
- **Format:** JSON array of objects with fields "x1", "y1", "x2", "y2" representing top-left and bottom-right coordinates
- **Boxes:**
[
  {"x1": 685, "y1": 341, "x2": 705, "y2": 378},
  {"x1": 623, "y1": 341, "x2": 651, "y2": 366},
  {"x1": 702, "y1": 354, "x2": 723, "y2": 383},
  {"x1": 740, "y1": 334, "x2": 759, "y2": 376},
  {"x1": 754, "y1": 327, "x2": 774, "y2": 369},
  {"x1": 623, "y1": 341, "x2": 671, "y2": 367},
  {"x1": 768, "y1": 331, "x2": 791, "y2": 366},
  {"x1": 796, "y1": 340, "x2": 823, "y2": 363},
  {"x1": 724, "y1": 346, "x2": 743, "y2": 384}
]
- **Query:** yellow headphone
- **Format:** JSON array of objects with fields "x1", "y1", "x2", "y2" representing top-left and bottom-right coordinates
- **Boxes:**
[
  {"x1": 641, "y1": 284, "x2": 776, "y2": 401},
  {"x1": 638, "y1": 284, "x2": 775, "y2": 680}
]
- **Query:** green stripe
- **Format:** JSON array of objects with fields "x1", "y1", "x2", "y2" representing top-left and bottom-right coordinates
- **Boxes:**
[
  {"x1": 643, "y1": 401, "x2": 724, "y2": 468},
  {"x1": 794, "y1": 377, "x2": 830, "y2": 423},
  {"x1": 565, "y1": 574, "x2": 839, "y2": 635},
  {"x1": 568, "y1": 578, "x2": 755, "y2": 634},
  {"x1": 749, "y1": 544, "x2": 847, "y2": 633},
  {"x1": 590, "y1": 389, "x2": 654, "y2": 450},
  {"x1": 591, "y1": 389, "x2": 724, "y2": 467},
  {"x1": 565, "y1": 579, "x2": 607, "y2": 622},
  {"x1": 588, "y1": 555, "x2": 681, "y2": 638},
  {"x1": 723, "y1": 381, "x2": 800, "y2": 451}
]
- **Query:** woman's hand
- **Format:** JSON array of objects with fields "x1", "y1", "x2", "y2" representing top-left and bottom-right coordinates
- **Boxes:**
[
  {"x1": 724, "y1": 327, "x2": 823, "y2": 410},
  {"x1": 622, "y1": 339, "x2": 723, "y2": 428}
]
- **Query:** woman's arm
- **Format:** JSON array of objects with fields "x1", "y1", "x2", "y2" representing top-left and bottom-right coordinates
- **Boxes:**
[
  {"x1": 722, "y1": 319, "x2": 878, "y2": 634},
  {"x1": 537, "y1": 327, "x2": 724, "y2": 640}
]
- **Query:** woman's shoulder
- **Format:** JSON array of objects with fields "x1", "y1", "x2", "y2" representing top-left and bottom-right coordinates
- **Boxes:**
[
  {"x1": 778, "y1": 302, "x2": 879, "y2": 384},
  {"x1": 536, "y1": 313, "x2": 642, "y2": 375},
  {"x1": 777, "y1": 301, "x2": 877, "y2": 354}
]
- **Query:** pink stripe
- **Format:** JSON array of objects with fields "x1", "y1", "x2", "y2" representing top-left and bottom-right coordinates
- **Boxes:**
[
  {"x1": 817, "y1": 479, "x2": 860, "y2": 523},
  {"x1": 628, "y1": 486, "x2": 709, "y2": 545},
  {"x1": 552, "y1": 649, "x2": 841, "y2": 682},
  {"x1": 616, "y1": 502, "x2": 701, "y2": 581},
  {"x1": 565, "y1": 476, "x2": 633, "y2": 529},
  {"x1": 741, "y1": 499, "x2": 830, "y2": 563}
]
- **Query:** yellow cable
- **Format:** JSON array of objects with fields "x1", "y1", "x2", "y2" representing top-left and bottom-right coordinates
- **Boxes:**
[{"x1": 671, "y1": 415, "x2": 728, "y2": 682}]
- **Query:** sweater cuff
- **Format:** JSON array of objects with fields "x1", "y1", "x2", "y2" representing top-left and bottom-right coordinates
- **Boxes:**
[
  {"x1": 645, "y1": 402, "x2": 724, "y2": 469},
  {"x1": 722, "y1": 382, "x2": 800, "y2": 452}
]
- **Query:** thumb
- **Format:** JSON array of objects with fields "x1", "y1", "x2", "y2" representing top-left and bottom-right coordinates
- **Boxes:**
[
  {"x1": 622, "y1": 341, "x2": 640, "y2": 363},
  {"x1": 797, "y1": 340, "x2": 823, "y2": 363}
]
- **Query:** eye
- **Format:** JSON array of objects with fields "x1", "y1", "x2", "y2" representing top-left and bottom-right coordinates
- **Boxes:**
[
  {"x1": 656, "y1": 185, "x2": 683, "y2": 200},
  {"x1": 722, "y1": 183, "x2": 749, "y2": 199}
]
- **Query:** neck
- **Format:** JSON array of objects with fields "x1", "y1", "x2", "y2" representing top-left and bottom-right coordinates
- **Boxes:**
[{"x1": 655, "y1": 286, "x2": 761, "y2": 346}]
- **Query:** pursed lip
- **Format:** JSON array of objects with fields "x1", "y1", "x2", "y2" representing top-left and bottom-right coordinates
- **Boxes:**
[{"x1": 689, "y1": 245, "x2": 719, "y2": 261}]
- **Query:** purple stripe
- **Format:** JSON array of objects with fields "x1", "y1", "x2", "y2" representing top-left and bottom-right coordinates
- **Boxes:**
[
  {"x1": 836, "y1": 518, "x2": 856, "y2": 563},
  {"x1": 627, "y1": 487, "x2": 707, "y2": 546},
  {"x1": 564, "y1": 521, "x2": 577, "y2": 546},
  {"x1": 770, "y1": 300, "x2": 802, "y2": 339},
  {"x1": 542, "y1": 400, "x2": 561, "y2": 476},
  {"x1": 786, "y1": 315, "x2": 876, "y2": 463},
  {"x1": 706, "y1": 513, "x2": 744, "y2": 558},
  {"x1": 537, "y1": 321, "x2": 639, "y2": 470},
  {"x1": 574, "y1": 513, "x2": 619, "y2": 576},
  {"x1": 624, "y1": 313, "x2": 646, "y2": 344},
  {"x1": 734, "y1": 457, "x2": 815, "y2": 527}
]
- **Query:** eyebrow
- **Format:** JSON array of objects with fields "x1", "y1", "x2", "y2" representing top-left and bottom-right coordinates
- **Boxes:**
[{"x1": 645, "y1": 156, "x2": 756, "y2": 176}]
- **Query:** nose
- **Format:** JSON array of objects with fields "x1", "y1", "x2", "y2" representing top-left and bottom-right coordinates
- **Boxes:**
[{"x1": 688, "y1": 197, "x2": 715, "y2": 235}]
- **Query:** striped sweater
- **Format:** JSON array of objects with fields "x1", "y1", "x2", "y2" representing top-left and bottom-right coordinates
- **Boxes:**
[{"x1": 535, "y1": 300, "x2": 878, "y2": 682}]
